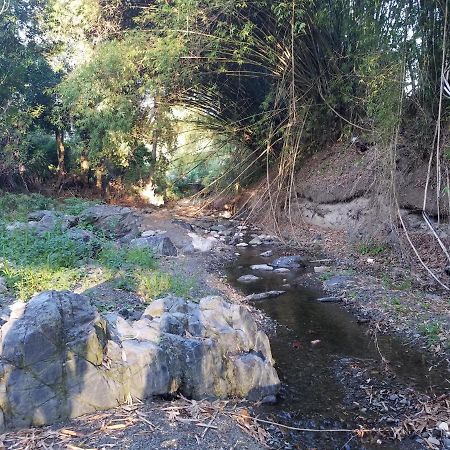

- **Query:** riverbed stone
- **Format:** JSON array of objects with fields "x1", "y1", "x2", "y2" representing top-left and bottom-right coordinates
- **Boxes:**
[
  {"x1": 237, "y1": 274, "x2": 261, "y2": 283},
  {"x1": 0, "y1": 291, "x2": 279, "y2": 430},
  {"x1": 250, "y1": 264, "x2": 274, "y2": 271},
  {"x1": 271, "y1": 255, "x2": 305, "y2": 269}
]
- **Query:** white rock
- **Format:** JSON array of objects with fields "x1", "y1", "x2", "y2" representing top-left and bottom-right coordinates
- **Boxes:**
[
  {"x1": 237, "y1": 275, "x2": 261, "y2": 283},
  {"x1": 249, "y1": 237, "x2": 262, "y2": 246},
  {"x1": 314, "y1": 266, "x2": 330, "y2": 274},
  {"x1": 188, "y1": 232, "x2": 217, "y2": 252},
  {"x1": 274, "y1": 268, "x2": 290, "y2": 273},
  {"x1": 260, "y1": 250, "x2": 273, "y2": 257},
  {"x1": 236, "y1": 242, "x2": 248, "y2": 247},
  {"x1": 250, "y1": 264, "x2": 274, "y2": 271},
  {"x1": 142, "y1": 230, "x2": 157, "y2": 237},
  {"x1": 438, "y1": 422, "x2": 449, "y2": 432}
]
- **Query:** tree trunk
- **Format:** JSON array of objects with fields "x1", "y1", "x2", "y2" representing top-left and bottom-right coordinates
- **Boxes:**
[{"x1": 56, "y1": 130, "x2": 66, "y2": 185}]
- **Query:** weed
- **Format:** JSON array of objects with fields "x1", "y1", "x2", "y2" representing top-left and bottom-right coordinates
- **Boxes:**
[
  {"x1": 382, "y1": 274, "x2": 412, "y2": 291},
  {"x1": 98, "y1": 245, "x2": 157, "y2": 271},
  {"x1": 418, "y1": 322, "x2": 442, "y2": 345},
  {"x1": 319, "y1": 271, "x2": 335, "y2": 281},
  {"x1": 58, "y1": 198, "x2": 101, "y2": 216},
  {"x1": 358, "y1": 242, "x2": 386, "y2": 256},
  {"x1": 0, "y1": 191, "x2": 57, "y2": 222},
  {"x1": 136, "y1": 270, "x2": 195, "y2": 301}
]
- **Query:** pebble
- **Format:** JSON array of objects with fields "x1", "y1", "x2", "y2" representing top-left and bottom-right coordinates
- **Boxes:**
[
  {"x1": 236, "y1": 242, "x2": 248, "y2": 247},
  {"x1": 250, "y1": 264, "x2": 274, "y2": 271},
  {"x1": 314, "y1": 266, "x2": 330, "y2": 274},
  {"x1": 260, "y1": 250, "x2": 273, "y2": 257},
  {"x1": 439, "y1": 422, "x2": 449, "y2": 432},
  {"x1": 237, "y1": 275, "x2": 261, "y2": 283},
  {"x1": 274, "y1": 268, "x2": 290, "y2": 273}
]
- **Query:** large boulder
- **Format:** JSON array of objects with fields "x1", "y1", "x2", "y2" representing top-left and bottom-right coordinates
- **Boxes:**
[
  {"x1": 129, "y1": 236, "x2": 178, "y2": 256},
  {"x1": 0, "y1": 292, "x2": 279, "y2": 430},
  {"x1": 80, "y1": 205, "x2": 143, "y2": 239}
]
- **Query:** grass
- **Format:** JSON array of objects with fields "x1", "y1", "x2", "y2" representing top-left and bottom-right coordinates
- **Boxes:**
[
  {"x1": 0, "y1": 192, "x2": 57, "y2": 222},
  {"x1": 418, "y1": 322, "x2": 442, "y2": 345},
  {"x1": 0, "y1": 224, "x2": 98, "y2": 300},
  {"x1": 0, "y1": 192, "x2": 193, "y2": 303},
  {"x1": 382, "y1": 274, "x2": 412, "y2": 291},
  {"x1": 98, "y1": 245, "x2": 157, "y2": 271},
  {"x1": 135, "y1": 270, "x2": 196, "y2": 302},
  {"x1": 358, "y1": 242, "x2": 386, "y2": 257}
]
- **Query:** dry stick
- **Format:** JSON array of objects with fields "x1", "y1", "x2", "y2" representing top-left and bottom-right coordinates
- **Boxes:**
[
  {"x1": 436, "y1": 0, "x2": 449, "y2": 225},
  {"x1": 421, "y1": 211, "x2": 450, "y2": 262},
  {"x1": 227, "y1": 413, "x2": 381, "y2": 434},
  {"x1": 397, "y1": 203, "x2": 450, "y2": 290}
]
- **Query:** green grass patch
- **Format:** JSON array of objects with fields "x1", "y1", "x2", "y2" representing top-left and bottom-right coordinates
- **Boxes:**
[
  {"x1": 0, "y1": 191, "x2": 57, "y2": 222},
  {"x1": 358, "y1": 242, "x2": 386, "y2": 256},
  {"x1": 98, "y1": 245, "x2": 157, "y2": 271},
  {"x1": 382, "y1": 274, "x2": 412, "y2": 291},
  {"x1": 0, "y1": 192, "x2": 193, "y2": 304},
  {"x1": 58, "y1": 197, "x2": 101, "y2": 215},
  {"x1": 135, "y1": 270, "x2": 196, "y2": 301},
  {"x1": 418, "y1": 322, "x2": 442, "y2": 345},
  {"x1": 0, "y1": 224, "x2": 99, "y2": 300}
]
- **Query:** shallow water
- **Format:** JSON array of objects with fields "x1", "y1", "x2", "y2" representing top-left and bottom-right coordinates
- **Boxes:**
[{"x1": 227, "y1": 247, "x2": 449, "y2": 449}]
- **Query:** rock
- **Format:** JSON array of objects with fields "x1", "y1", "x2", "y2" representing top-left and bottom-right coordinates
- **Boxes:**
[
  {"x1": 261, "y1": 395, "x2": 277, "y2": 404},
  {"x1": 187, "y1": 232, "x2": 217, "y2": 252},
  {"x1": 141, "y1": 230, "x2": 157, "y2": 237},
  {"x1": 0, "y1": 292, "x2": 279, "y2": 430},
  {"x1": 236, "y1": 242, "x2": 248, "y2": 247},
  {"x1": 34, "y1": 211, "x2": 59, "y2": 234},
  {"x1": 210, "y1": 225, "x2": 226, "y2": 232},
  {"x1": 66, "y1": 227, "x2": 94, "y2": 243},
  {"x1": 426, "y1": 437, "x2": 440, "y2": 447},
  {"x1": 260, "y1": 250, "x2": 273, "y2": 257},
  {"x1": 244, "y1": 291, "x2": 285, "y2": 301},
  {"x1": 314, "y1": 266, "x2": 330, "y2": 274},
  {"x1": 0, "y1": 278, "x2": 7, "y2": 294},
  {"x1": 171, "y1": 219, "x2": 194, "y2": 231},
  {"x1": 438, "y1": 422, "x2": 449, "y2": 432},
  {"x1": 28, "y1": 210, "x2": 54, "y2": 221},
  {"x1": 250, "y1": 264, "x2": 274, "y2": 271},
  {"x1": 129, "y1": 236, "x2": 177, "y2": 256},
  {"x1": 323, "y1": 275, "x2": 353, "y2": 290},
  {"x1": 237, "y1": 275, "x2": 261, "y2": 283},
  {"x1": 317, "y1": 296, "x2": 342, "y2": 303},
  {"x1": 249, "y1": 237, "x2": 262, "y2": 246},
  {"x1": 274, "y1": 268, "x2": 290, "y2": 274},
  {"x1": 80, "y1": 205, "x2": 142, "y2": 239},
  {"x1": 271, "y1": 256, "x2": 305, "y2": 269}
]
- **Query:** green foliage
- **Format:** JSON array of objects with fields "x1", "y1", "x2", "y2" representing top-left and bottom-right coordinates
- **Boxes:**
[
  {"x1": 418, "y1": 322, "x2": 442, "y2": 345},
  {"x1": 0, "y1": 224, "x2": 97, "y2": 299},
  {"x1": 382, "y1": 274, "x2": 413, "y2": 291},
  {"x1": 358, "y1": 242, "x2": 386, "y2": 257},
  {"x1": 58, "y1": 197, "x2": 101, "y2": 215},
  {"x1": 98, "y1": 245, "x2": 157, "y2": 271},
  {"x1": 135, "y1": 270, "x2": 196, "y2": 302},
  {"x1": 0, "y1": 192, "x2": 57, "y2": 222}
]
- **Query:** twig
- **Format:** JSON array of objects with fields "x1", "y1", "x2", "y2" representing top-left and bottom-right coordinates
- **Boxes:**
[{"x1": 227, "y1": 412, "x2": 381, "y2": 434}]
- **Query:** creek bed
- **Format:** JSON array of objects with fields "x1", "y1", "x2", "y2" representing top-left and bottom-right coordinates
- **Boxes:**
[{"x1": 227, "y1": 247, "x2": 449, "y2": 450}]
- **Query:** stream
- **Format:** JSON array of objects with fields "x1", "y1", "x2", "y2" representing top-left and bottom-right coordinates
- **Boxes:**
[{"x1": 226, "y1": 246, "x2": 449, "y2": 450}]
